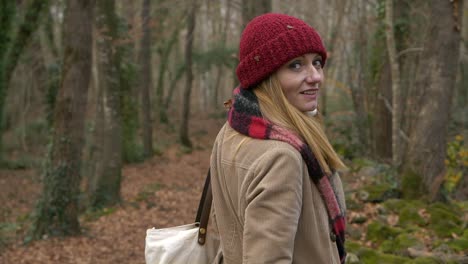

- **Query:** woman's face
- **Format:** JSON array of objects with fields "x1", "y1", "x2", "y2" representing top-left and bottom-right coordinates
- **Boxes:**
[{"x1": 276, "y1": 53, "x2": 324, "y2": 112}]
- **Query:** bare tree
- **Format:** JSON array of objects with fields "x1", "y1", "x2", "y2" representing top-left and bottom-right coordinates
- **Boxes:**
[
  {"x1": 139, "y1": 0, "x2": 153, "y2": 157},
  {"x1": 349, "y1": 0, "x2": 371, "y2": 154},
  {"x1": 156, "y1": 17, "x2": 185, "y2": 124},
  {"x1": 212, "y1": 0, "x2": 232, "y2": 109},
  {"x1": 87, "y1": 0, "x2": 122, "y2": 209},
  {"x1": 241, "y1": 0, "x2": 271, "y2": 28},
  {"x1": 31, "y1": 0, "x2": 94, "y2": 239},
  {"x1": 0, "y1": 0, "x2": 49, "y2": 159},
  {"x1": 321, "y1": 0, "x2": 347, "y2": 117},
  {"x1": 454, "y1": 1, "x2": 468, "y2": 201},
  {"x1": 402, "y1": 0, "x2": 463, "y2": 200},
  {"x1": 384, "y1": 0, "x2": 402, "y2": 166},
  {"x1": 179, "y1": 0, "x2": 197, "y2": 148}
]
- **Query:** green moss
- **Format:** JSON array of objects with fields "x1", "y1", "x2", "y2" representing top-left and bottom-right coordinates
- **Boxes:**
[
  {"x1": 367, "y1": 221, "x2": 402, "y2": 244},
  {"x1": 383, "y1": 199, "x2": 427, "y2": 227},
  {"x1": 399, "y1": 205, "x2": 427, "y2": 227},
  {"x1": 346, "y1": 193, "x2": 364, "y2": 210},
  {"x1": 356, "y1": 248, "x2": 379, "y2": 263},
  {"x1": 383, "y1": 199, "x2": 407, "y2": 212},
  {"x1": 82, "y1": 207, "x2": 117, "y2": 221},
  {"x1": 401, "y1": 169, "x2": 425, "y2": 199},
  {"x1": 357, "y1": 248, "x2": 410, "y2": 264},
  {"x1": 406, "y1": 257, "x2": 441, "y2": 264},
  {"x1": 363, "y1": 183, "x2": 394, "y2": 202},
  {"x1": 454, "y1": 200, "x2": 468, "y2": 211},
  {"x1": 345, "y1": 240, "x2": 363, "y2": 253},
  {"x1": 427, "y1": 202, "x2": 463, "y2": 238},
  {"x1": 446, "y1": 237, "x2": 468, "y2": 253},
  {"x1": 379, "y1": 233, "x2": 423, "y2": 255}
]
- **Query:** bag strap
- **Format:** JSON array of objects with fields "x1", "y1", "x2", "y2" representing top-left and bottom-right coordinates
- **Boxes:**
[{"x1": 196, "y1": 169, "x2": 212, "y2": 245}]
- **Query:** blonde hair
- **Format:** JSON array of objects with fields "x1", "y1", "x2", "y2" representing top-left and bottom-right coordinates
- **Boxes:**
[{"x1": 253, "y1": 75, "x2": 345, "y2": 173}]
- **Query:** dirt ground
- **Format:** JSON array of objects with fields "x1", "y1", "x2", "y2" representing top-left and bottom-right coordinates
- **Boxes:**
[
  {"x1": 0, "y1": 116, "x2": 226, "y2": 264},
  {"x1": 2, "y1": 115, "x2": 464, "y2": 263}
]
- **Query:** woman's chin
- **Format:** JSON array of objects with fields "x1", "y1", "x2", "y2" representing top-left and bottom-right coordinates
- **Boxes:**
[{"x1": 305, "y1": 109, "x2": 318, "y2": 117}]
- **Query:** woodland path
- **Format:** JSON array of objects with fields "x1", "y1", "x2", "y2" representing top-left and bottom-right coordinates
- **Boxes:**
[{"x1": 0, "y1": 117, "x2": 225, "y2": 264}]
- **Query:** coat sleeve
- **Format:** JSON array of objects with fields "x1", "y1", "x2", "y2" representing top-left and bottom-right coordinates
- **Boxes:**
[{"x1": 242, "y1": 146, "x2": 303, "y2": 264}]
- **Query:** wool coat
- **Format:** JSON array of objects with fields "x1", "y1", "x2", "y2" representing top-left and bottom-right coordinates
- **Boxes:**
[{"x1": 209, "y1": 123, "x2": 346, "y2": 264}]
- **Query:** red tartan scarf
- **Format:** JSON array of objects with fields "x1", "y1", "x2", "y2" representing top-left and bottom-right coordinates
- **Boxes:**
[{"x1": 227, "y1": 86, "x2": 347, "y2": 263}]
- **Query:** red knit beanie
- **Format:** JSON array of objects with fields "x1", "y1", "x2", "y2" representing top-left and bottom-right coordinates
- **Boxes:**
[{"x1": 236, "y1": 13, "x2": 327, "y2": 89}]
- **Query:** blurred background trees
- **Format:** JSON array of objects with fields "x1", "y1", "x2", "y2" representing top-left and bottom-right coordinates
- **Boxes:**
[{"x1": 0, "y1": 0, "x2": 465, "y2": 240}]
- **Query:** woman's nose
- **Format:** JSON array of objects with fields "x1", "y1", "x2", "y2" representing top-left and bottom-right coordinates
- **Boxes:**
[{"x1": 305, "y1": 66, "x2": 322, "y2": 83}]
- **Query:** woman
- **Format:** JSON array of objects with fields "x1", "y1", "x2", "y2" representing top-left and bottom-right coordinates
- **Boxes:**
[{"x1": 210, "y1": 13, "x2": 347, "y2": 264}]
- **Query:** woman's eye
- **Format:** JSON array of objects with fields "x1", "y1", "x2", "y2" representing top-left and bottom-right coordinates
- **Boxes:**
[
  {"x1": 312, "y1": 59, "x2": 323, "y2": 69},
  {"x1": 288, "y1": 61, "x2": 302, "y2": 70},
  {"x1": 313, "y1": 59, "x2": 323, "y2": 69}
]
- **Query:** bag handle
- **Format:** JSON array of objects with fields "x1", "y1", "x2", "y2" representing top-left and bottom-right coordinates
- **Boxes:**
[{"x1": 195, "y1": 169, "x2": 212, "y2": 245}]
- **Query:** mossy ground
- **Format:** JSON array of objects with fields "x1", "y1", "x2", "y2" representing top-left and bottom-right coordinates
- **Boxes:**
[{"x1": 344, "y1": 172, "x2": 467, "y2": 264}]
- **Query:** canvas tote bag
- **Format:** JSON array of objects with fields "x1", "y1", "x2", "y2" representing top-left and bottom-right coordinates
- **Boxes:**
[{"x1": 145, "y1": 170, "x2": 219, "y2": 264}]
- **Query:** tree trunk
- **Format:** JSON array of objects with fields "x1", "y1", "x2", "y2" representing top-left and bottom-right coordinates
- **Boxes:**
[
  {"x1": 30, "y1": 0, "x2": 94, "y2": 239},
  {"x1": 212, "y1": 0, "x2": 232, "y2": 110},
  {"x1": 368, "y1": 1, "x2": 393, "y2": 161},
  {"x1": 370, "y1": 61, "x2": 393, "y2": 160},
  {"x1": 139, "y1": 0, "x2": 153, "y2": 157},
  {"x1": 321, "y1": 0, "x2": 346, "y2": 117},
  {"x1": 395, "y1": 0, "x2": 416, "y2": 165},
  {"x1": 87, "y1": 0, "x2": 122, "y2": 209},
  {"x1": 157, "y1": 20, "x2": 184, "y2": 124},
  {"x1": 241, "y1": 0, "x2": 271, "y2": 28},
  {"x1": 164, "y1": 64, "x2": 185, "y2": 110},
  {"x1": 402, "y1": 0, "x2": 463, "y2": 200},
  {"x1": 454, "y1": 2, "x2": 468, "y2": 200},
  {"x1": 384, "y1": 0, "x2": 402, "y2": 166},
  {"x1": 0, "y1": 0, "x2": 48, "y2": 160},
  {"x1": 349, "y1": 0, "x2": 370, "y2": 155},
  {"x1": 179, "y1": 0, "x2": 196, "y2": 148},
  {"x1": 117, "y1": 0, "x2": 139, "y2": 164}
]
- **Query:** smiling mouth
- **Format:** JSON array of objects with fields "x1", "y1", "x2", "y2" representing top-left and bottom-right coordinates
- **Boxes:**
[{"x1": 300, "y1": 90, "x2": 318, "y2": 95}]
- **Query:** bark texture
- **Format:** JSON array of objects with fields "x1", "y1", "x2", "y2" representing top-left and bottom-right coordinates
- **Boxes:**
[
  {"x1": 179, "y1": 0, "x2": 197, "y2": 148},
  {"x1": 31, "y1": 0, "x2": 94, "y2": 238},
  {"x1": 402, "y1": 0, "x2": 463, "y2": 200},
  {"x1": 384, "y1": 0, "x2": 402, "y2": 166},
  {"x1": 241, "y1": 0, "x2": 271, "y2": 29},
  {"x1": 139, "y1": 0, "x2": 153, "y2": 157},
  {"x1": 87, "y1": 0, "x2": 122, "y2": 208}
]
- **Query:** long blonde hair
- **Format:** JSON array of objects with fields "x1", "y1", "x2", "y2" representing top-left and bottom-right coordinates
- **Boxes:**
[{"x1": 253, "y1": 75, "x2": 345, "y2": 173}]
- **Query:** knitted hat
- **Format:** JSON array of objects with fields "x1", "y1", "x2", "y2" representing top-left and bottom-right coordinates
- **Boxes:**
[{"x1": 236, "y1": 13, "x2": 327, "y2": 89}]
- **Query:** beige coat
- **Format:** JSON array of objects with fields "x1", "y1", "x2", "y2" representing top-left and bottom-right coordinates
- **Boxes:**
[{"x1": 210, "y1": 123, "x2": 345, "y2": 264}]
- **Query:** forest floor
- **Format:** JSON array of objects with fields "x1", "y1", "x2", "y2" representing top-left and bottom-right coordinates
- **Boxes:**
[{"x1": 0, "y1": 115, "x2": 467, "y2": 264}]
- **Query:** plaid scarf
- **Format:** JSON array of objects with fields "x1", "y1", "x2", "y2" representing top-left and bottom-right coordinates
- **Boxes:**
[{"x1": 227, "y1": 86, "x2": 346, "y2": 263}]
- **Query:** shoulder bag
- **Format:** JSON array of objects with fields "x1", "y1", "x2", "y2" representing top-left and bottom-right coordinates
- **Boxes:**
[{"x1": 145, "y1": 170, "x2": 219, "y2": 264}]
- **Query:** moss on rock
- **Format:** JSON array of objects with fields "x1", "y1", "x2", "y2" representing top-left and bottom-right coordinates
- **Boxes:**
[
  {"x1": 383, "y1": 199, "x2": 407, "y2": 212},
  {"x1": 364, "y1": 184, "x2": 393, "y2": 203},
  {"x1": 357, "y1": 248, "x2": 410, "y2": 264},
  {"x1": 379, "y1": 233, "x2": 423, "y2": 255},
  {"x1": 427, "y1": 202, "x2": 463, "y2": 238},
  {"x1": 382, "y1": 199, "x2": 427, "y2": 227},
  {"x1": 446, "y1": 236, "x2": 468, "y2": 253},
  {"x1": 345, "y1": 240, "x2": 363, "y2": 253},
  {"x1": 346, "y1": 193, "x2": 364, "y2": 210},
  {"x1": 401, "y1": 169, "x2": 425, "y2": 199},
  {"x1": 405, "y1": 257, "x2": 441, "y2": 264},
  {"x1": 367, "y1": 221, "x2": 402, "y2": 244},
  {"x1": 399, "y1": 205, "x2": 427, "y2": 227}
]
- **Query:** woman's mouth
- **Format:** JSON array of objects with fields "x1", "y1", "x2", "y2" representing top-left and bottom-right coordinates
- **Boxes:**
[{"x1": 300, "y1": 89, "x2": 318, "y2": 95}]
